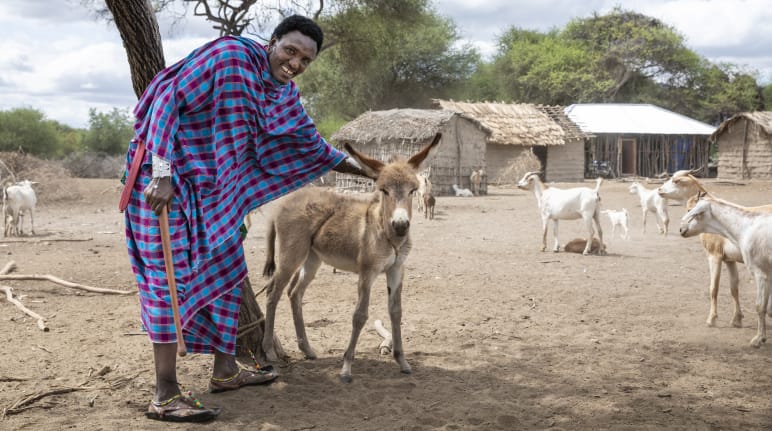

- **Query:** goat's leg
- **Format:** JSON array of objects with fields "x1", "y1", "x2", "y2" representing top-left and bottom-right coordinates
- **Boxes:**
[
  {"x1": 29, "y1": 209, "x2": 34, "y2": 236},
  {"x1": 706, "y1": 255, "x2": 722, "y2": 327},
  {"x1": 385, "y1": 263, "x2": 411, "y2": 375},
  {"x1": 582, "y1": 216, "x2": 595, "y2": 255},
  {"x1": 749, "y1": 272, "x2": 769, "y2": 348},
  {"x1": 641, "y1": 209, "x2": 647, "y2": 234},
  {"x1": 552, "y1": 220, "x2": 560, "y2": 252},
  {"x1": 726, "y1": 261, "x2": 743, "y2": 327},
  {"x1": 288, "y1": 253, "x2": 322, "y2": 359},
  {"x1": 594, "y1": 212, "x2": 604, "y2": 254},
  {"x1": 659, "y1": 207, "x2": 669, "y2": 236},
  {"x1": 541, "y1": 219, "x2": 549, "y2": 252},
  {"x1": 340, "y1": 271, "x2": 376, "y2": 383}
]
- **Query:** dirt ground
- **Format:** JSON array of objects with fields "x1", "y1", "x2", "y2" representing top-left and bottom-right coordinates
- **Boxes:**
[{"x1": 1, "y1": 177, "x2": 772, "y2": 431}]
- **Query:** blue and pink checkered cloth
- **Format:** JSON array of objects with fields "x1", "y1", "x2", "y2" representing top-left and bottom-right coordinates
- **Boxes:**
[{"x1": 123, "y1": 36, "x2": 346, "y2": 354}]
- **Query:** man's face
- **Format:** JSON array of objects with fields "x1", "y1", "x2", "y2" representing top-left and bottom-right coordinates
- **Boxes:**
[{"x1": 267, "y1": 30, "x2": 318, "y2": 84}]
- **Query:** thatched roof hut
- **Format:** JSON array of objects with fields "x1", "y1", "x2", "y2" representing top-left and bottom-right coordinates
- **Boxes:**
[
  {"x1": 433, "y1": 100, "x2": 586, "y2": 182},
  {"x1": 331, "y1": 108, "x2": 489, "y2": 196},
  {"x1": 712, "y1": 111, "x2": 772, "y2": 180}
]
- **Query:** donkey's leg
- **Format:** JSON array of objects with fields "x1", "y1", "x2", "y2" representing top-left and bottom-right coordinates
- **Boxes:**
[
  {"x1": 749, "y1": 272, "x2": 769, "y2": 347},
  {"x1": 288, "y1": 253, "x2": 322, "y2": 359},
  {"x1": 263, "y1": 244, "x2": 311, "y2": 362},
  {"x1": 386, "y1": 263, "x2": 411, "y2": 375},
  {"x1": 340, "y1": 271, "x2": 376, "y2": 383}
]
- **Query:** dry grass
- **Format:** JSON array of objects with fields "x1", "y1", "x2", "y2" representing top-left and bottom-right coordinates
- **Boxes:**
[
  {"x1": 0, "y1": 152, "x2": 81, "y2": 202},
  {"x1": 495, "y1": 148, "x2": 542, "y2": 185}
]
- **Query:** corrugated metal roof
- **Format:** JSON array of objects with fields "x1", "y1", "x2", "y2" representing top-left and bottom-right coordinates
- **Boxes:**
[{"x1": 564, "y1": 103, "x2": 716, "y2": 135}]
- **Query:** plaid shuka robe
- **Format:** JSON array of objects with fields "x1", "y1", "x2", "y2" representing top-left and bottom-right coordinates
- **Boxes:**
[{"x1": 123, "y1": 36, "x2": 346, "y2": 354}]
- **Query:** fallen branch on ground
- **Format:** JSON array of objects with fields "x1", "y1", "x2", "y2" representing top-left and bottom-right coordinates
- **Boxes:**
[
  {"x1": 0, "y1": 238, "x2": 93, "y2": 244},
  {"x1": 0, "y1": 271, "x2": 131, "y2": 295},
  {"x1": 2, "y1": 387, "x2": 84, "y2": 418},
  {"x1": 1, "y1": 286, "x2": 48, "y2": 331}
]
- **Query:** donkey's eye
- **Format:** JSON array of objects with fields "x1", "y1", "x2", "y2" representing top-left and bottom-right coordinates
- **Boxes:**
[
  {"x1": 409, "y1": 189, "x2": 417, "y2": 196},
  {"x1": 380, "y1": 189, "x2": 389, "y2": 196}
]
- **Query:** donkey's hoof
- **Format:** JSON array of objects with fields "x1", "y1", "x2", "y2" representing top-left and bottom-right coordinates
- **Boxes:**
[{"x1": 339, "y1": 374, "x2": 353, "y2": 384}]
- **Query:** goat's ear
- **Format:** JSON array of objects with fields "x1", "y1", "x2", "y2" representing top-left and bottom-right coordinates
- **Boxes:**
[
  {"x1": 408, "y1": 133, "x2": 442, "y2": 171},
  {"x1": 344, "y1": 143, "x2": 382, "y2": 179}
]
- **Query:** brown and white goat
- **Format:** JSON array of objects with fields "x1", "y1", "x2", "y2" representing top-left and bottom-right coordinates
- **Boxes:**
[
  {"x1": 423, "y1": 193, "x2": 435, "y2": 220},
  {"x1": 261, "y1": 133, "x2": 441, "y2": 382},
  {"x1": 680, "y1": 193, "x2": 772, "y2": 347},
  {"x1": 659, "y1": 170, "x2": 772, "y2": 327}
]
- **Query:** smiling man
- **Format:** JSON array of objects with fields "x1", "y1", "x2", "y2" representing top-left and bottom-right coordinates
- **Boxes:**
[{"x1": 121, "y1": 15, "x2": 369, "y2": 423}]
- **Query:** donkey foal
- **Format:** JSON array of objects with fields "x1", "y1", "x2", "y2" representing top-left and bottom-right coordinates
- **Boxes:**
[{"x1": 261, "y1": 134, "x2": 441, "y2": 383}]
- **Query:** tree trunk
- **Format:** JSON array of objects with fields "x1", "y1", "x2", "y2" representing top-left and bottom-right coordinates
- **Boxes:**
[
  {"x1": 107, "y1": 0, "x2": 272, "y2": 361},
  {"x1": 105, "y1": 0, "x2": 166, "y2": 99},
  {"x1": 236, "y1": 277, "x2": 285, "y2": 362}
]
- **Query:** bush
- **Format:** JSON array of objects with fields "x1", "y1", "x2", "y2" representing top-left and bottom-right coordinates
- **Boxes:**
[{"x1": 62, "y1": 152, "x2": 125, "y2": 179}]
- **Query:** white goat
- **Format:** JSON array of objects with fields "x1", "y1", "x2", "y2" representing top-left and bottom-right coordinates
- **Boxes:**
[
  {"x1": 3, "y1": 180, "x2": 38, "y2": 237},
  {"x1": 629, "y1": 181, "x2": 669, "y2": 235},
  {"x1": 601, "y1": 208, "x2": 630, "y2": 240},
  {"x1": 517, "y1": 172, "x2": 604, "y2": 255},
  {"x1": 452, "y1": 184, "x2": 474, "y2": 197},
  {"x1": 680, "y1": 193, "x2": 772, "y2": 347},
  {"x1": 416, "y1": 170, "x2": 432, "y2": 212},
  {"x1": 659, "y1": 170, "x2": 772, "y2": 327}
]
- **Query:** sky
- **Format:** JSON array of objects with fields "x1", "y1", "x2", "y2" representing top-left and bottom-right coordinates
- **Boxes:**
[{"x1": 1, "y1": 0, "x2": 771, "y2": 129}]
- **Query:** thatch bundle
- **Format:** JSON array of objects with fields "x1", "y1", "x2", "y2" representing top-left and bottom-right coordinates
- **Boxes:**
[
  {"x1": 0, "y1": 152, "x2": 81, "y2": 202},
  {"x1": 712, "y1": 111, "x2": 772, "y2": 138},
  {"x1": 331, "y1": 109, "x2": 455, "y2": 145}
]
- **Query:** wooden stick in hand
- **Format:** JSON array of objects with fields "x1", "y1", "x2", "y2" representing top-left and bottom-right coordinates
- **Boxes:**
[{"x1": 158, "y1": 206, "x2": 187, "y2": 357}]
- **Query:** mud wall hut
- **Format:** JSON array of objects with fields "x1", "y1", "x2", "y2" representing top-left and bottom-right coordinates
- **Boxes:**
[
  {"x1": 330, "y1": 109, "x2": 488, "y2": 196},
  {"x1": 712, "y1": 111, "x2": 772, "y2": 180},
  {"x1": 433, "y1": 100, "x2": 586, "y2": 183},
  {"x1": 565, "y1": 103, "x2": 715, "y2": 178}
]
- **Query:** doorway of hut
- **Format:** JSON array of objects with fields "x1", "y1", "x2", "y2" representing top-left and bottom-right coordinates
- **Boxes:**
[
  {"x1": 618, "y1": 138, "x2": 636, "y2": 176},
  {"x1": 532, "y1": 146, "x2": 547, "y2": 179}
]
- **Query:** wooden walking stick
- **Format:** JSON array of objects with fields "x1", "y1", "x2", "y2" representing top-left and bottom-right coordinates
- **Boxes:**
[{"x1": 159, "y1": 206, "x2": 187, "y2": 357}]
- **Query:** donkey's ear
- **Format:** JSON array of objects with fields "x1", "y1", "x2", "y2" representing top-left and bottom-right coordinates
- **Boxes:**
[
  {"x1": 408, "y1": 133, "x2": 442, "y2": 171},
  {"x1": 344, "y1": 143, "x2": 383, "y2": 179}
]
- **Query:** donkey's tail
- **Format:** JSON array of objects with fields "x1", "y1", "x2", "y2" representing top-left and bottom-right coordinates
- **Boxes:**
[{"x1": 262, "y1": 219, "x2": 277, "y2": 277}]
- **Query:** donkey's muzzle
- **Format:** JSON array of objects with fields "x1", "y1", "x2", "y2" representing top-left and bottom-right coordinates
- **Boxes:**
[{"x1": 392, "y1": 220, "x2": 410, "y2": 236}]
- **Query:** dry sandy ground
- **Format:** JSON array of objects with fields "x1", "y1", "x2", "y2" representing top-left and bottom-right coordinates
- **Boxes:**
[{"x1": 1, "y1": 177, "x2": 772, "y2": 431}]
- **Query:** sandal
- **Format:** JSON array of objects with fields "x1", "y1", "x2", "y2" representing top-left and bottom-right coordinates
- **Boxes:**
[
  {"x1": 145, "y1": 393, "x2": 221, "y2": 422},
  {"x1": 209, "y1": 366, "x2": 278, "y2": 393}
]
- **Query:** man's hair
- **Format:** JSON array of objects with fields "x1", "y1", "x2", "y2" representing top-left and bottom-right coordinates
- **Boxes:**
[{"x1": 272, "y1": 15, "x2": 324, "y2": 53}]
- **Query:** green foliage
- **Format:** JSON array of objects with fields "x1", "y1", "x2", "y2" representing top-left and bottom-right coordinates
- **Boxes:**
[
  {"x1": 763, "y1": 84, "x2": 772, "y2": 110},
  {"x1": 298, "y1": 0, "x2": 479, "y2": 120},
  {"x1": 82, "y1": 107, "x2": 135, "y2": 155},
  {"x1": 0, "y1": 108, "x2": 62, "y2": 157}
]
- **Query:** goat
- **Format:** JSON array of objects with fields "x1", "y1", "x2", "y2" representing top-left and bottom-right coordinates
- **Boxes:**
[
  {"x1": 416, "y1": 170, "x2": 432, "y2": 212},
  {"x1": 423, "y1": 193, "x2": 435, "y2": 220},
  {"x1": 2, "y1": 180, "x2": 38, "y2": 237},
  {"x1": 517, "y1": 172, "x2": 604, "y2": 255},
  {"x1": 601, "y1": 208, "x2": 630, "y2": 240},
  {"x1": 629, "y1": 181, "x2": 669, "y2": 235},
  {"x1": 659, "y1": 170, "x2": 772, "y2": 327},
  {"x1": 680, "y1": 193, "x2": 772, "y2": 347},
  {"x1": 564, "y1": 237, "x2": 605, "y2": 255},
  {"x1": 261, "y1": 133, "x2": 441, "y2": 383},
  {"x1": 469, "y1": 169, "x2": 483, "y2": 196},
  {"x1": 452, "y1": 184, "x2": 474, "y2": 197}
]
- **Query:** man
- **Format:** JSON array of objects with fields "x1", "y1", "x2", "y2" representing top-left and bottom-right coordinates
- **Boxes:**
[{"x1": 122, "y1": 15, "x2": 368, "y2": 422}]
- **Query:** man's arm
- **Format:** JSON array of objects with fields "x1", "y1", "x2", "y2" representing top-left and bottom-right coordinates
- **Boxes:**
[{"x1": 332, "y1": 157, "x2": 374, "y2": 179}]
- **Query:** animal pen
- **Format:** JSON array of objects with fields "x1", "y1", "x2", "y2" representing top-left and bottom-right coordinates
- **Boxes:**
[{"x1": 331, "y1": 109, "x2": 488, "y2": 196}]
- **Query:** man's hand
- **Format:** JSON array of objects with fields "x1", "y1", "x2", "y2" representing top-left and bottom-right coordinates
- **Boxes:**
[{"x1": 143, "y1": 176, "x2": 173, "y2": 215}]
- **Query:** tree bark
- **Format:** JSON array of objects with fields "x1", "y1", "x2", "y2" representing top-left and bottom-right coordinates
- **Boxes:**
[{"x1": 105, "y1": 0, "x2": 166, "y2": 99}]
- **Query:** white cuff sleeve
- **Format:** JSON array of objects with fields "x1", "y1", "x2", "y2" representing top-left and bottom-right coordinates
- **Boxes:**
[{"x1": 151, "y1": 153, "x2": 171, "y2": 178}]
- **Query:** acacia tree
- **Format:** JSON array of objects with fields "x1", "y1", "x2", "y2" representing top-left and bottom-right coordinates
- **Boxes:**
[{"x1": 104, "y1": 0, "x2": 275, "y2": 361}]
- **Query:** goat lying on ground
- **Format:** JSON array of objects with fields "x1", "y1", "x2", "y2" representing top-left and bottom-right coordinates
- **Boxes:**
[
  {"x1": 261, "y1": 133, "x2": 441, "y2": 383},
  {"x1": 423, "y1": 193, "x2": 435, "y2": 220},
  {"x1": 416, "y1": 170, "x2": 432, "y2": 212},
  {"x1": 680, "y1": 193, "x2": 772, "y2": 347},
  {"x1": 564, "y1": 237, "x2": 606, "y2": 255},
  {"x1": 629, "y1": 181, "x2": 669, "y2": 235},
  {"x1": 452, "y1": 184, "x2": 474, "y2": 197},
  {"x1": 659, "y1": 170, "x2": 772, "y2": 328},
  {"x1": 601, "y1": 208, "x2": 630, "y2": 240},
  {"x1": 3, "y1": 180, "x2": 38, "y2": 237},
  {"x1": 517, "y1": 172, "x2": 604, "y2": 255}
]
